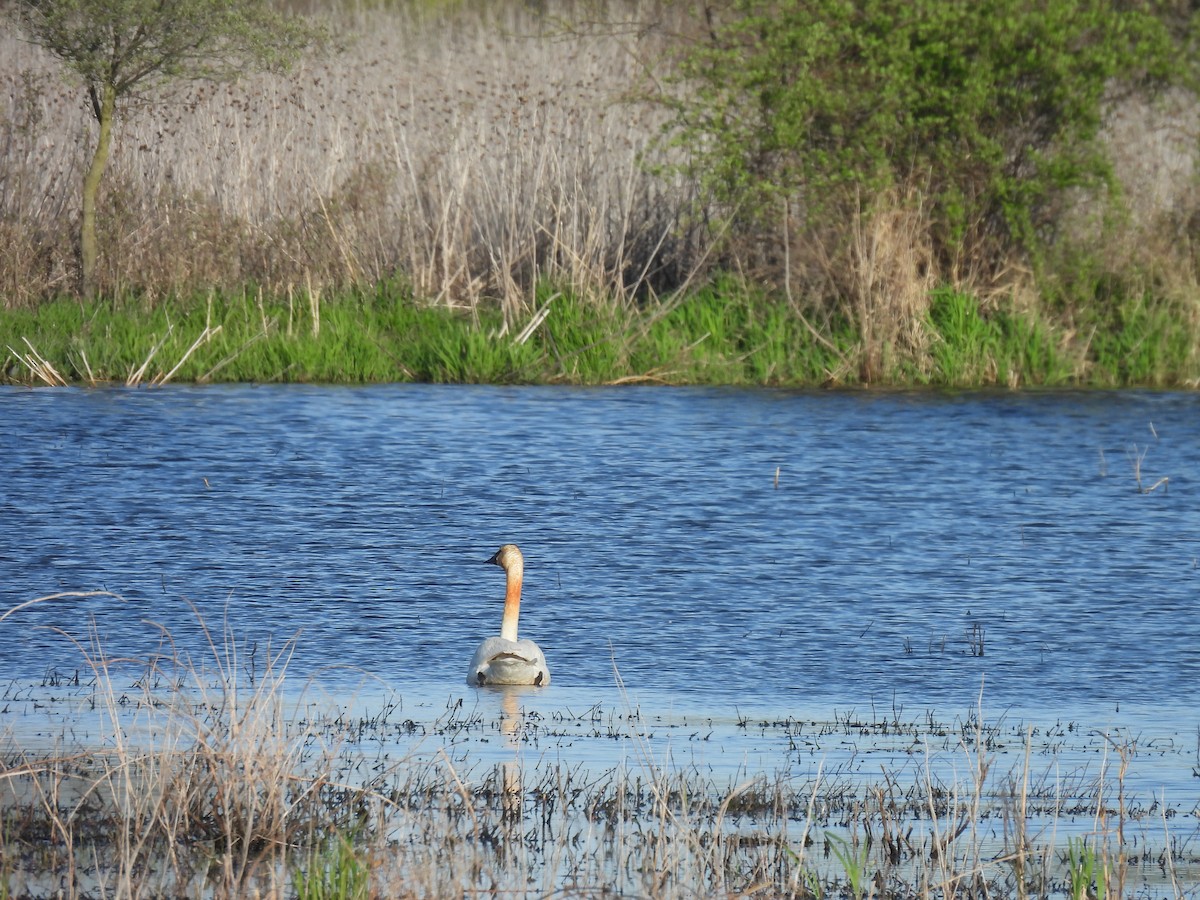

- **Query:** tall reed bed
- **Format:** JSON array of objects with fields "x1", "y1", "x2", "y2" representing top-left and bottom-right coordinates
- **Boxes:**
[
  {"x1": 0, "y1": 1, "x2": 701, "y2": 310},
  {"x1": 2, "y1": 596, "x2": 1196, "y2": 898}
]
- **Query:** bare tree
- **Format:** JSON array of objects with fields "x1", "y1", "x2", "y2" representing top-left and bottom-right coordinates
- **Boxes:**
[{"x1": 13, "y1": 0, "x2": 325, "y2": 297}]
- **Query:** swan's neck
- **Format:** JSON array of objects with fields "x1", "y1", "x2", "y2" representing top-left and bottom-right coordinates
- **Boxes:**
[{"x1": 499, "y1": 568, "x2": 522, "y2": 642}]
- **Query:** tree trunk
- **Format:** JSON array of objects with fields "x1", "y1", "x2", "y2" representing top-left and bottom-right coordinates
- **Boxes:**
[{"x1": 81, "y1": 83, "x2": 116, "y2": 298}]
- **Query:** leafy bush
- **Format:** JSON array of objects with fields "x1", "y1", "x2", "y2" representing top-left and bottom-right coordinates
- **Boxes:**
[{"x1": 667, "y1": 0, "x2": 1183, "y2": 277}]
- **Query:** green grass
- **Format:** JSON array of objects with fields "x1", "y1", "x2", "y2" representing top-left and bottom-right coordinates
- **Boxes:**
[
  {"x1": 923, "y1": 287, "x2": 1078, "y2": 387},
  {"x1": 0, "y1": 282, "x2": 853, "y2": 387},
  {"x1": 825, "y1": 831, "x2": 871, "y2": 900},
  {"x1": 0, "y1": 285, "x2": 545, "y2": 385},
  {"x1": 293, "y1": 833, "x2": 371, "y2": 900},
  {"x1": 1082, "y1": 290, "x2": 1200, "y2": 387},
  {"x1": 1066, "y1": 836, "x2": 1106, "y2": 900},
  {"x1": 3, "y1": 280, "x2": 1200, "y2": 388},
  {"x1": 638, "y1": 278, "x2": 859, "y2": 385}
]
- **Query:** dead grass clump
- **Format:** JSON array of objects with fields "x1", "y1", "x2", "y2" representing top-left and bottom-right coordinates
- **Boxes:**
[
  {"x1": 0, "y1": 221, "x2": 76, "y2": 306},
  {"x1": 91, "y1": 174, "x2": 259, "y2": 303},
  {"x1": 0, "y1": 606, "x2": 390, "y2": 899},
  {"x1": 775, "y1": 186, "x2": 940, "y2": 381},
  {"x1": 844, "y1": 188, "x2": 939, "y2": 382},
  {"x1": 230, "y1": 160, "x2": 399, "y2": 294}
]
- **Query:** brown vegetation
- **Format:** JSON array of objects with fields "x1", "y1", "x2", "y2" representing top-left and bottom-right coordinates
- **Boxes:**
[
  {"x1": 4, "y1": 636, "x2": 1197, "y2": 898},
  {"x1": 0, "y1": 1, "x2": 702, "y2": 311}
]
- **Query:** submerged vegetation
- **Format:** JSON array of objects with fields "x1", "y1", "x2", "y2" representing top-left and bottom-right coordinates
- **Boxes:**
[
  {"x1": 2, "y1": 0, "x2": 1200, "y2": 387},
  {"x1": 2, "y1": 600, "x2": 1198, "y2": 899}
]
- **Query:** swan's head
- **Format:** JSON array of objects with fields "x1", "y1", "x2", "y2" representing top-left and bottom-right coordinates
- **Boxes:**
[{"x1": 487, "y1": 543, "x2": 524, "y2": 576}]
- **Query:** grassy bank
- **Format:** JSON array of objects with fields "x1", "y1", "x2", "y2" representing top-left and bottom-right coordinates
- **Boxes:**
[
  {"x1": 3, "y1": 283, "x2": 1200, "y2": 388},
  {"x1": 0, "y1": 285, "x2": 841, "y2": 386}
]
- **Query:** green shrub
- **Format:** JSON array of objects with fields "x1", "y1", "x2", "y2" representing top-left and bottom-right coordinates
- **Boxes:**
[{"x1": 667, "y1": 0, "x2": 1183, "y2": 274}]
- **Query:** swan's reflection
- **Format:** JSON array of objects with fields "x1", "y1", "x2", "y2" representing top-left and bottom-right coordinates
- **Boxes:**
[
  {"x1": 471, "y1": 683, "x2": 536, "y2": 829},
  {"x1": 498, "y1": 688, "x2": 523, "y2": 821}
]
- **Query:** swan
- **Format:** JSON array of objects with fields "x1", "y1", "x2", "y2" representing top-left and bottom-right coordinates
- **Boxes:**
[{"x1": 467, "y1": 544, "x2": 551, "y2": 686}]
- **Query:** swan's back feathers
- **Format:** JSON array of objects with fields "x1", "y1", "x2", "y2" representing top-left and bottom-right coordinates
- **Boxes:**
[{"x1": 468, "y1": 636, "x2": 550, "y2": 686}]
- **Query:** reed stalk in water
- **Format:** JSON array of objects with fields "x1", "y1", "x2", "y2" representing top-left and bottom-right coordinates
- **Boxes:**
[{"x1": 0, "y1": 598, "x2": 1194, "y2": 898}]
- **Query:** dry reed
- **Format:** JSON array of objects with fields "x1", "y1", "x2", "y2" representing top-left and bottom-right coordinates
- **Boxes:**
[
  {"x1": 0, "y1": 0, "x2": 701, "y2": 309},
  {"x1": 2, "y1": 593, "x2": 1197, "y2": 899}
]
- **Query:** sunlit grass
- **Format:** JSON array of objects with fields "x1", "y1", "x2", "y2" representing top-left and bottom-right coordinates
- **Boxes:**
[
  {"x1": 9, "y1": 278, "x2": 1200, "y2": 387},
  {"x1": 292, "y1": 833, "x2": 371, "y2": 900},
  {"x1": 923, "y1": 288, "x2": 1078, "y2": 387},
  {"x1": 0, "y1": 285, "x2": 857, "y2": 386}
]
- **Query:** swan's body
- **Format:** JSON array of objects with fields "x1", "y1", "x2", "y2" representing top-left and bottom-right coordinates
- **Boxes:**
[
  {"x1": 468, "y1": 544, "x2": 551, "y2": 686},
  {"x1": 468, "y1": 636, "x2": 550, "y2": 686}
]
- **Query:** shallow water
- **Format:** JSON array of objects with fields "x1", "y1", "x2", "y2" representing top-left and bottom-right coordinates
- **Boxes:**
[{"x1": 2, "y1": 386, "x2": 1199, "y2": 824}]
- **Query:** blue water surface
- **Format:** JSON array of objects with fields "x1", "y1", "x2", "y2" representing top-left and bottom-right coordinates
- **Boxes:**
[{"x1": 1, "y1": 384, "x2": 1198, "y2": 727}]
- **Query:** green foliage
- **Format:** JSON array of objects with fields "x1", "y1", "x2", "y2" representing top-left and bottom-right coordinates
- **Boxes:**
[
  {"x1": 15, "y1": 0, "x2": 319, "y2": 97},
  {"x1": 640, "y1": 279, "x2": 855, "y2": 384},
  {"x1": 3, "y1": 279, "x2": 1199, "y2": 388},
  {"x1": 925, "y1": 288, "x2": 1072, "y2": 386},
  {"x1": 0, "y1": 283, "x2": 842, "y2": 386},
  {"x1": 1066, "y1": 836, "x2": 1109, "y2": 900},
  {"x1": 292, "y1": 833, "x2": 371, "y2": 900},
  {"x1": 824, "y1": 831, "x2": 871, "y2": 900},
  {"x1": 1078, "y1": 290, "x2": 1200, "y2": 387},
  {"x1": 668, "y1": 0, "x2": 1182, "y2": 268}
]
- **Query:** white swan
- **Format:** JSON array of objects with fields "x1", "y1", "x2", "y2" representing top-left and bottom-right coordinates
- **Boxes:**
[{"x1": 467, "y1": 544, "x2": 551, "y2": 686}]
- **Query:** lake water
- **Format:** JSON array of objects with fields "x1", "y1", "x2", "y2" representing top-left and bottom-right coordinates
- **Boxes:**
[
  {"x1": 4, "y1": 385, "x2": 1199, "y2": 705},
  {"x1": 2, "y1": 384, "x2": 1199, "y2": 884}
]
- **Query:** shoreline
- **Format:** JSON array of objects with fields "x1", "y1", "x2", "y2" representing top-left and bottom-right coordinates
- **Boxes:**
[{"x1": 4, "y1": 285, "x2": 1199, "y2": 390}]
